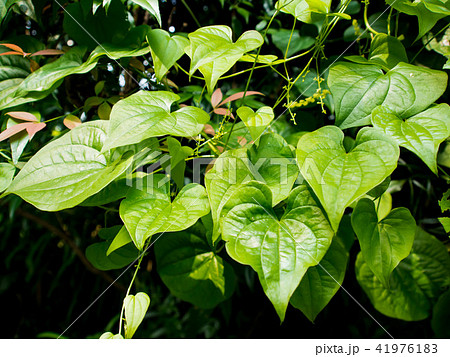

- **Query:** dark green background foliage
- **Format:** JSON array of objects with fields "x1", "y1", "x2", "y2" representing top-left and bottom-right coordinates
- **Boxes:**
[{"x1": 1, "y1": 0, "x2": 450, "y2": 338}]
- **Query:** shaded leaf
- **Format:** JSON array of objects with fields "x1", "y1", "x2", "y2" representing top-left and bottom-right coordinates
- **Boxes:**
[
  {"x1": 290, "y1": 240, "x2": 349, "y2": 322},
  {"x1": 131, "y1": 0, "x2": 161, "y2": 26},
  {"x1": 155, "y1": 231, "x2": 236, "y2": 308},
  {"x1": 352, "y1": 198, "x2": 416, "y2": 287},
  {"x1": 356, "y1": 227, "x2": 450, "y2": 321}
]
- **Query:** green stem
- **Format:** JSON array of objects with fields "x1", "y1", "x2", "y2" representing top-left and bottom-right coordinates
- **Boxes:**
[
  {"x1": 363, "y1": 0, "x2": 379, "y2": 35},
  {"x1": 224, "y1": 7, "x2": 281, "y2": 149},
  {"x1": 181, "y1": 0, "x2": 201, "y2": 28},
  {"x1": 410, "y1": 22, "x2": 450, "y2": 63},
  {"x1": 387, "y1": 7, "x2": 394, "y2": 36},
  {"x1": 118, "y1": 239, "x2": 151, "y2": 336}
]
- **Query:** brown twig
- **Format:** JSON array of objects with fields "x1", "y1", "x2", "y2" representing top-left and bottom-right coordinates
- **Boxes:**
[{"x1": 15, "y1": 208, "x2": 126, "y2": 292}]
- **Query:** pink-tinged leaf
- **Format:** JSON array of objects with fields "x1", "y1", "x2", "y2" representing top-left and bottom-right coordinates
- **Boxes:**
[
  {"x1": 0, "y1": 51, "x2": 23, "y2": 57},
  {"x1": 6, "y1": 111, "x2": 38, "y2": 122},
  {"x1": 214, "y1": 107, "x2": 234, "y2": 119},
  {"x1": 211, "y1": 88, "x2": 223, "y2": 108},
  {"x1": 25, "y1": 122, "x2": 46, "y2": 140},
  {"x1": 218, "y1": 91, "x2": 264, "y2": 106},
  {"x1": 30, "y1": 59, "x2": 39, "y2": 72},
  {"x1": 216, "y1": 146, "x2": 224, "y2": 153},
  {"x1": 0, "y1": 123, "x2": 29, "y2": 142},
  {"x1": 63, "y1": 115, "x2": 81, "y2": 129},
  {"x1": 0, "y1": 122, "x2": 46, "y2": 142},
  {"x1": 0, "y1": 43, "x2": 25, "y2": 54},
  {"x1": 30, "y1": 49, "x2": 65, "y2": 56},
  {"x1": 203, "y1": 124, "x2": 216, "y2": 136},
  {"x1": 237, "y1": 136, "x2": 247, "y2": 146}
]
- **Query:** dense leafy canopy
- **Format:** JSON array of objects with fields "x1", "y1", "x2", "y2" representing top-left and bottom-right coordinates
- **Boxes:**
[{"x1": 1, "y1": 0, "x2": 449, "y2": 339}]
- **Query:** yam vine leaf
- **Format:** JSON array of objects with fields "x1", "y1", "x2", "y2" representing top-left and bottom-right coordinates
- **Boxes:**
[
  {"x1": 327, "y1": 62, "x2": 448, "y2": 129},
  {"x1": 386, "y1": 0, "x2": 450, "y2": 40},
  {"x1": 371, "y1": 104, "x2": 450, "y2": 174},
  {"x1": 352, "y1": 198, "x2": 416, "y2": 287},
  {"x1": 131, "y1": 0, "x2": 162, "y2": 27},
  {"x1": 103, "y1": 91, "x2": 210, "y2": 151},
  {"x1": 222, "y1": 182, "x2": 334, "y2": 321},
  {"x1": 275, "y1": 0, "x2": 331, "y2": 23},
  {"x1": 205, "y1": 133, "x2": 298, "y2": 242},
  {"x1": 155, "y1": 231, "x2": 235, "y2": 308},
  {"x1": 6, "y1": 121, "x2": 133, "y2": 211},
  {"x1": 147, "y1": 29, "x2": 189, "y2": 81},
  {"x1": 0, "y1": 47, "x2": 100, "y2": 110},
  {"x1": 185, "y1": 25, "x2": 263, "y2": 93},
  {"x1": 236, "y1": 106, "x2": 274, "y2": 142},
  {"x1": 290, "y1": 239, "x2": 348, "y2": 322},
  {"x1": 296, "y1": 126, "x2": 399, "y2": 231},
  {"x1": 356, "y1": 227, "x2": 450, "y2": 321},
  {"x1": 0, "y1": 163, "x2": 15, "y2": 192},
  {"x1": 124, "y1": 292, "x2": 151, "y2": 339},
  {"x1": 120, "y1": 183, "x2": 210, "y2": 250}
]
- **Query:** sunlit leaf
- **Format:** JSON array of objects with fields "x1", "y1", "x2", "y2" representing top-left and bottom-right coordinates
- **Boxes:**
[
  {"x1": 124, "y1": 292, "x2": 150, "y2": 339},
  {"x1": 103, "y1": 91, "x2": 210, "y2": 151},
  {"x1": 328, "y1": 61, "x2": 447, "y2": 129},
  {"x1": 296, "y1": 126, "x2": 399, "y2": 231},
  {"x1": 222, "y1": 182, "x2": 334, "y2": 321},
  {"x1": 185, "y1": 26, "x2": 263, "y2": 93},
  {"x1": 371, "y1": 104, "x2": 450, "y2": 174}
]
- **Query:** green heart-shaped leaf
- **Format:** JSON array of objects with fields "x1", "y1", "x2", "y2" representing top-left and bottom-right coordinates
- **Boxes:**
[
  {"x1": 132, "y1": 0, "x2": 161, "y2": 26},
  {"x1": 386, "y1": 0, "x2": 450, "y2": 40},
  {"x1": 124, "y1": 292, "x2": 150, "y2": 339},
  {"x1": 185, "y1": 25, "x2": 263, "y2": 93},
  {"x1": 6, "y1": 121, "x2": 133, "y2": 211},
  {"x1": 155, "y1": 231, "x2": 236, "y2": 308},
  {"x1": 85, "y1": 240, "x2": 138, "y2": 271},
  {"x1": 236, "y1": 106, "x2": 274, "y2": 142},
  {"x1": 356, "y1": 227, "x2": 450, "y2": 321},
  {"x1": 0, "y1": 163, "x2": 15, "y2": 192},
  {"x1": 275, "y1": 0, "x2": 331, "y2": 23},
  {"x1": 290, "y1": 239, "x2": 348, "y2": 322},
  {"x1": 120, "y1": 183, "x2": 210, "y2": 250},
  {"x1": 296, "y1": 126, "x2": 399, "y2": 231},
  {"x1": 147, "y1": 29, "x2": 189, "y2": 81},
  {"x1": 222, "y1": 182, "x2": 334, "y2": 321},
  {"x1": 352, "y1": 198, "x2": 416, "y2": 287},
  {"x1": 205, "y1": 133, "x2": 298, "y2": 242},
  {"x1": 371, "y1": 104, "x2": 450, "y2": 174},
  {"x1": 368, "y1": 33, "x2": 408, "y2": 70},
  {"x1": 328, "y1": 62, "x2": 448, "y2": 129},
  {"x1": 103, "y1": 91, "x2": 210, "y2": 151}
]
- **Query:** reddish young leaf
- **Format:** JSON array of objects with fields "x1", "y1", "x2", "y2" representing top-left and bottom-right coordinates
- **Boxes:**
[
  {"x1": 30, "y1": 59, "x2": 40, "y2": 72},
  {"x1": 203, "y1": 124, "x2": 216, "y2": 136},
  {"x1": 211, "y1": 88, "x2": 223, "y2": 108},
  {"x1": 31, "y1": 49, "x2": 65, "y2": 56},
  {"x1": 0, "y1": 43, "x2": 25, "y2": 55},
  {"x1": 218, "y1": 91, "x2": 264, "y2": 106},
  {"x1": 214, "y1": 107, "x2": 234, "y2": 118},
  {"x1": 237, "y1": 136, "x2": 247, "y2": 146},
  {"x1": 0, "y1": 51, "x2": 23, "y2": 57},
  {"x1": 6, "y1": 112, "x2": 38, "y2": 122},
  {"x1": 25, "y1": 122, "x2": 46, "y2": 140},
  {"x1": 63, "y1": 115, "x2": 81, "y2": 129},
  {"x1": 0, "y1": 122, "x2": 45, "y2": 142}
]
